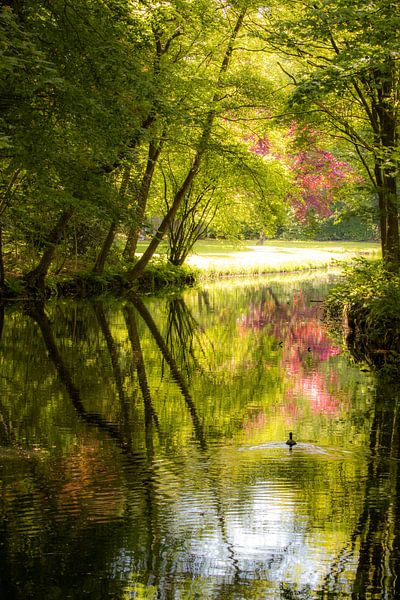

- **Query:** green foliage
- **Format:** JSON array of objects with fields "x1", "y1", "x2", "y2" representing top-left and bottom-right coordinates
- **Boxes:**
[
  {"x1": 325, "y1": 259, "x2": 400, "y2": 371},
  {"x1": 1, "y1": 0, "x2": 152, "y2": 280},
  {"x1": 137, "y1": 258, "x2": 198, "y2": 293},
  {"x1": 263, "y1": 0, "x2": 400, "y2": 268},
  {"x1": 2, "y1": 275, "x2": 26, "y2": 296},
  {"x1": 279, "y1": 206, "x2": 377, "y2": 241},
  {"x1": 1, "y1": 0, "x2": 390, "y2": 292}
]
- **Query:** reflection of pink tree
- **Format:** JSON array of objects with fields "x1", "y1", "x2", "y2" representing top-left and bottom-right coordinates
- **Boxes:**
[
  {"x1": 286, "y1": 370, "x2": 341, "y2": 416},
  {"x1": 238, "y1": 288, "x2": 342, "y2": 417}
]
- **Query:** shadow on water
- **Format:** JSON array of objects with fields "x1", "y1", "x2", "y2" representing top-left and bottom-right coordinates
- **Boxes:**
[
  {"x1": 0, "y1": 282, "x2": 400, "y2": 598},
  {"x1": 319, "y1": 376, "x2": 400, "y2": 599}
]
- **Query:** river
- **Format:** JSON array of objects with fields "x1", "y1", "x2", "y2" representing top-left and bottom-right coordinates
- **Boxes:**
[{"x1": 0, "y1": 271, "x2": 399, "y2": 599}]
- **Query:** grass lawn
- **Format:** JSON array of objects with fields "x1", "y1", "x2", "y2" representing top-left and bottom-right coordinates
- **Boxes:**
[
  {"x1": 135, "y1": 238, "x2": 380, "y2": 277},
  {"x1": 184, "y1": 239, "x2": 381, "y2": 277}
]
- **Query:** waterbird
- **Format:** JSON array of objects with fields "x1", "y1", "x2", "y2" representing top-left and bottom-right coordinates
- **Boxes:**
[{"x1": 286, "y1": 432, "x2": 297, "y2": 448}]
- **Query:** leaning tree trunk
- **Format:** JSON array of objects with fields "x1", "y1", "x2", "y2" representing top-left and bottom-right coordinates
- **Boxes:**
[
  {"x1": 92, "y1": 164, "x2": 135, "y2": 275},
  {"x1": 126, "y1": 7, "x2": 247, "y2": 281},
  {"x1": 127, "y1": 153, "x2": 203, "y2": 280},
  {"x1": 123, "y1": 138, "x2": 164, "y2": 261},
  {"x1": 0, "y1": 226, "x2": 4, "y2": 288},
  {"x1": 23, "y1": 206, "x2": 75, "y2": 290},
  {"x1": 92, "y1": 220, "x2": 119, "y2": 276}
]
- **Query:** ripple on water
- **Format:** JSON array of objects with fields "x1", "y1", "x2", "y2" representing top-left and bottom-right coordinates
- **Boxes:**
[{"x1": 238, "y1": 441, "x2": 360, "y2": 459}]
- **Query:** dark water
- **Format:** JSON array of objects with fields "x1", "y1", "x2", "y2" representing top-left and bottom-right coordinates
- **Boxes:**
[{"x1": 0, "y1": 272, "x2": 400, "y2": 599}]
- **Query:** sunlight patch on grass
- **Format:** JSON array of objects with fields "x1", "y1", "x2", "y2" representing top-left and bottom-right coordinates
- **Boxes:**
[
  {"x1": 186, "y1": 240, "x2": 380, "y2": 277},
  {"x1": 134, "y1": 239, "x2": 380, "y2": 278}
]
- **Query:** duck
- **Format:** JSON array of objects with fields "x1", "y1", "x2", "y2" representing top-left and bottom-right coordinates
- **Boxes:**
[{"x1": 286, "y1": 432, "x2": 297, "y2": 448}]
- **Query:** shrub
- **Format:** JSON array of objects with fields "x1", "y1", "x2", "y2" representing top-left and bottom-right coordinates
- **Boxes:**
[{"x1": 325, "y1": 259, "x2": 400, "y2": 370}]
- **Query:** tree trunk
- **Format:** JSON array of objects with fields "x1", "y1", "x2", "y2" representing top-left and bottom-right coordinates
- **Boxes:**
[
  {"x1": 92, "y1": 164, "x2": 135, "y2": 275},
  {"x1": 127, "y1": 154, "x2": 203, "y2": 280},
  {"x1": 23, "y1": 206, "x2": 75, "y2": 289},
  {"x1": 381, "y1": 172, "x2": 399, "y2": 271},
  {"x1": 92, "y1": 220, "x2": 118, "y2": 275},
  {"x1": 123, "y1": 138, "x2": 164, "y2": 260},
  {"x1": 374, "y1": 63, "x2": 399, "y2": 272},
  {"x1": 0, "y1": 225, "x2": 4, "y2": 288},
  {"x1": 374, "y1": 162, "x2": 387, "y2": 261},
  {"x1": 374, "y1": 152, "x2": 399, "y2": 273},
  {"x1": 126, "y1": 7, "x2": 247, "y2": 281}
]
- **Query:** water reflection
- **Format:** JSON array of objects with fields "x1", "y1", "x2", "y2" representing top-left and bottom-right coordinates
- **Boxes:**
[{"x1": 0, "y1": 274, "x2": 399, "y2": 598}]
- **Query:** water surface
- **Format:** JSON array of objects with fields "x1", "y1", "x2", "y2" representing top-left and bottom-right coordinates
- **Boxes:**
[{"x1": 1, "y1": 272, "x2": 399, "y2": 599}]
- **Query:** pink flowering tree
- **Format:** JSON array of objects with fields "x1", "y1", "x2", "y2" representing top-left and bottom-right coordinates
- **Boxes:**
[{"x1": 248, "y1": 124, "x2": 356, "y2": 225}]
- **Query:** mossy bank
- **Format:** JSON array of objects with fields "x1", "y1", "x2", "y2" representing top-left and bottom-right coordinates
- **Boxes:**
[
  {"x1": 325, "y1": 259, "x2": 400, "y2": 372},
  {"x1": 0, "y1": 262, "x2": 198, "y2": 301}
]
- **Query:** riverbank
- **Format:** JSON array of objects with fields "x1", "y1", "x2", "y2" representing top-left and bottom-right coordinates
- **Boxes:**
[
  {"x1": 0, "y1": 263, "x2": 196, "y2": 301},
  {"x1": 185, "y1": 239, "x2": 380, "y2": 277},
  {"x1": 1, "y1": 239, "x2": 380, "y2": 300},
  {"x1": 325, "y1": 259, "x2": 400, "y2": 372}
]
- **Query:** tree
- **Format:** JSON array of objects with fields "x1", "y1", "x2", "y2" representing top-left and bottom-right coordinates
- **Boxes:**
[
  {"x1": 121, "y1": 0, "x2": 232, "y2": 263},
  {"x1": 260, "y1": 0, "x2": 400, "y2": 269},
  {"x1": 125, "y1": 3, "x2": 249, "y2": 280},
  {"x1": 0, "y1": 0, "x2": 151, "y2": 288}
]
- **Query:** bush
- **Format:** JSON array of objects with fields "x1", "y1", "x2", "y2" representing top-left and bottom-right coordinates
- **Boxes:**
[
  {"x1": 137, "y1": 259, "x2": 198, "y2": 293},
  {"x1": 325, "y1": 259, "x2": 400, "y2": 370}
]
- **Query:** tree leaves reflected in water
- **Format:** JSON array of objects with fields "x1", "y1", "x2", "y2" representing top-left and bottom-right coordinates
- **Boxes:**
[{"x1": 0, "y1": 281, "x2": 400, "y2": 598}]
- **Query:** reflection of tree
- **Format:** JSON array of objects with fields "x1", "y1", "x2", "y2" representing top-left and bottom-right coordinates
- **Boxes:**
[
  {"x1": 124, "y1": 304, "x2": 161, "y2": 445},
  {"x1": 129, "y1": 295, "x2": 243, "y2": 583},
  {"x1": 123, "y1": 304, "x2": 165, "y2": 581},
  {"x1": 198, "y1": 289, "x2": 212, "y2": 314},
  {"x1": 93, "y1": 300, "x2": 132, "y2": 439},
  {"x1": 239, "y1": 287, "x2": 338, "y2": 363},
  {"x1": 3, "y1": 288, "x2": 380, "y2": 598},
  {"x1": 131, "y1": 295, "x2": 208, "y2": 451},
  {"x1": 165, "y1": 297, "x2": 212, "y2": 378},
  {"x1": 321, "y1": 380, "x2": 400, "y2": 597},
  {"x1": 351, "y1": 382, "x2": 400, "y2": 599},
  {"x1": 0, "y1": 304, "x2": 4, "y2": 342},
  {"x1": 238, "y1": 287, "x2": 342, "y2": 416},
  {"x1": 26, "y1": 302, "x2": 138, "y2": 459},
  {"x1": 0, "y1": 399, "x2": 13, "y2": 447},
  {"x1": 25, "y1": 298, "x2": 242, "y2": 591},
  {"x1": 15, "y1": 302, "x2": 172, "y2": 597},
  {"x1": 0, "y1": 305, "x2": 13, "y2": 446},
  {"x1": 0, "y1": 308, "x2": 131, "y2": 599}
]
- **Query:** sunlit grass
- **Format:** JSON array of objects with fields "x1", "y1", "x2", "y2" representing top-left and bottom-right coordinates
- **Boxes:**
[
  {"x1": 183, "y1": 239, "x2": 381, "y2": 278},
  {"x1": 135, "y1": 239, "x2": 380, "y2": 278}
]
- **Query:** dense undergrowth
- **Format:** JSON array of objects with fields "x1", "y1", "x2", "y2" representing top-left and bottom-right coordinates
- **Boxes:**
[
  {"x1": 325, "y1": 259, "x2": 400, "y2": 372},
  {"x1": 0, "y1": 260, "x2": 198, "y2": 300}
]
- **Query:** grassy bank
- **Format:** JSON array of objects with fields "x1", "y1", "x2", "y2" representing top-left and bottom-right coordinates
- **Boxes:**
[
  {"x1": 182, "y1": 239, "x2": 381, "y2": 277},
  {"x1": 325, "y1": 259, "x2": 400, "y2": 372},
  {"x1": 1, "y1": 239, "x2": 380, "y2": 300},
  {"x1": 1, "y1": 261, "x2": 196, "y2": 301}
]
